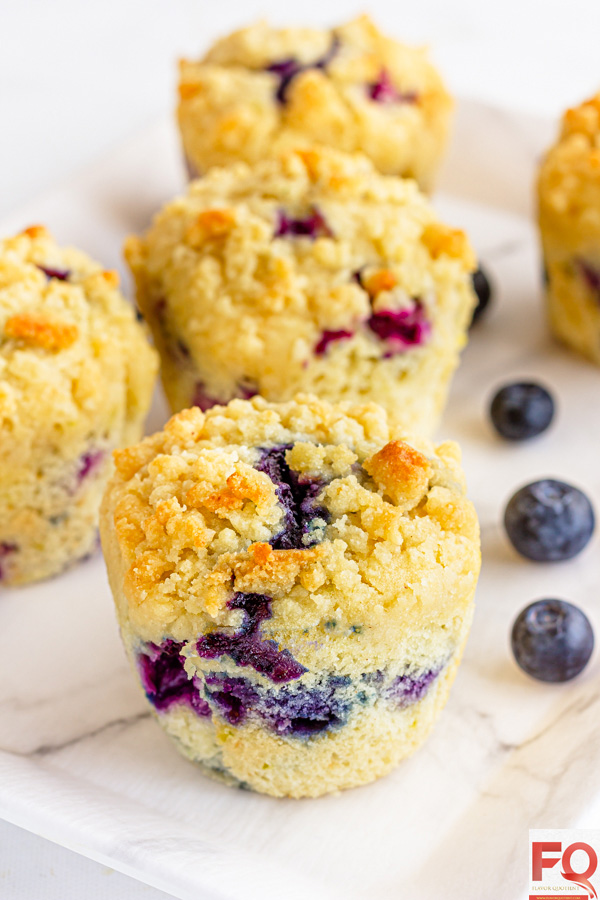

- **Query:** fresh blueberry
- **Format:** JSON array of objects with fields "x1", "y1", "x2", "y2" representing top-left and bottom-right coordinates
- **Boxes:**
[
  {"x1": 504, "y1": 479, "x2": 595, "y2": 561},
  {"x1": 490, "y1": 382, "x2": 555, "y2": 441},
  {"x1": 470, "y1": 266, "x2": 492, "y2": 325},
  {"x1": 511, "y1": 599, "x2": 594, "y2": 682}
]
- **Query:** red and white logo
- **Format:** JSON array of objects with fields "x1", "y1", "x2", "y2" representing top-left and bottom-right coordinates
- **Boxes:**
[{"x1": 530, "y1": 830, "x2": 600, "y2": 900}]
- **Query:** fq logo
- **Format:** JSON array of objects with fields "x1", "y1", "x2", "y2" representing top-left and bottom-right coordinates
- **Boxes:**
[{"x1": 530, "y1": 830, "x2": 600, "y2": 900}]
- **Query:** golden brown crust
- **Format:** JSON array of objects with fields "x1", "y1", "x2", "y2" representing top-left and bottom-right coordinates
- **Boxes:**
[
  {"x1": 4, "y1": 313, "x2": 79, "y2": 351},
  {"x1": 185, "y1": 209, "x2": 237, "y2": 247},
  {"x1": 421, "y1": 223, "x2": 475, "y2": 265},
  {"x1": 186, "y1": 468, "x2": 277, "y2": 516},
  {"x1": 21, "y1": 225, "x2": 50, "y2": 240},
  {"x1": 362, "y1": 269, "x2": 397, "y2": 296},
  {"x1": 100, "y1": 394, "x2": 480, "y2": 644},
  {"x1": 363, "y1": 439, "x2": 432, "y2": 510}
]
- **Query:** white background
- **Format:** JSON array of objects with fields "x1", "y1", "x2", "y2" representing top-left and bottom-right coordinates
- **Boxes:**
[{"x1": 1, "y1": 0, "x2": 600, "y2": 897}]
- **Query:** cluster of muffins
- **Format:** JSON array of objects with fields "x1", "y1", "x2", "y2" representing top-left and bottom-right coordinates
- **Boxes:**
[
  {"x1": 106, "y1": 16, "x2": 483, "y2": 796},
  {"x1": 2, "y1": 15, "x2": 489, "y2": 798}
]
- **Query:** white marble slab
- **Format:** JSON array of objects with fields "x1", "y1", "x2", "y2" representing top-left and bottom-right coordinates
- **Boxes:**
[{"x1": 0, "y1": 100, "x2": 598, "y2": 900}]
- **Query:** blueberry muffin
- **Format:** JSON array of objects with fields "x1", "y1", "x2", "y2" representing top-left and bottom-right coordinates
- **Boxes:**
[
  {"x1": 0, "y1": 226, "x2": 158, "y2": 586},
  {"x1": 125, "y1": 146, "x2": 477, "y2": 437},
  {"x1": 177, "y1": 15, "x2": 453, "y2": 191},
  {"x1": 100, "y1": 394, "x2": 481, "y2": 798},
  {"x1": 538, "y1": 93, "x2": 600, "y2": 365}
]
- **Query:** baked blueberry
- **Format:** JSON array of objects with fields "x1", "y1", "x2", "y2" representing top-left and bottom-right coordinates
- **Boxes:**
[
  {"x1": 490, "y1": 382, "x2": 555, "y2": 441},
  {"x1": 470, "y1": 266, "x2": 492, "y2": 325},
  {"x1": 504, "y1": 479, "x2": 595, "y2": 561},
  {"x1": 511, "y1": 599, "x2": 594, "y2": 682}
]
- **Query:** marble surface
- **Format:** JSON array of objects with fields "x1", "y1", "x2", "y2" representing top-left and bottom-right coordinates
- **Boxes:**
[
  {"x1": 0, "y1": 820, "x2": 170, "y2": 900},
  {"x1": 0, "y1": 98, "x2": 599, "y2": 900}
]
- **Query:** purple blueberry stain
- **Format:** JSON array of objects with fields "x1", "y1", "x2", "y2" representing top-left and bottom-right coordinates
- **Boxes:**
[
  {"x1": 192, "y1": 380, "x2": 258, "y2": 412},
  {"x1": 192, "y1": 382, "x2": 225, "y2": 412},
  {"x1": 202, "y1": 671, "x2": 351, "y2": 736},
  {"x1": 139, "y1": 631, "x2": 446, "y2": 740},
  {"x1": 203, "y1": 673, "x2": 259, "y2": 725},
  {"x1": 237, "y1": 381, "x2": 259, "y2": 401},
  {"x1": 0, "y1": 542, "x2": 17, "y2": 582},
  {"x1": 350, "y1": 271, "x2": 431, "y2": 354},
  {"x1": 199, "y1": 663, "x2": 442, "y2": 736},
  {"x1": 367, "y1": 69, "x2": 418, "y2": 105},
  {"x1": 315, "y1": 329, "x2": 354, "y2": 356},
  {"x1": 266, "y1": 35, "x2": 339, "y2": 104},
  {"x1": 383, "y1": 667, "x2": 441, "y2": 708},
  {"x1": 274, "y1": 206, "x2": 332, "y2": 240},
  {"x1": 138, "y1": 640, "x2": 211, "y2": 716},
  {"x1": 77, "y1": 449, "x2": 105, "y2": 484},
  {"x1": 259, "y1": 674, "x2": 351, "y2": 736},
  {"x1": 196, "y1": 592, "x2": 308, "y2": 684},
  {"x1": 37, "y1": 265, "x2": 70, "y2": 281},
  {"x1": 367, "y1": 301, "x2": 431, "y2": 352},
  {"x1": 577, "y1": 259, "x2": 600, "y2": 301},
  {"x1": 256, "y1": 445, "x2": 328, "y2": 550}
]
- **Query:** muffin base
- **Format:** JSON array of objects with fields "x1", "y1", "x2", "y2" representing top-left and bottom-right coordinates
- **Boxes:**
[
  {"x1": 0, "y1": 456, "x2": 111, "y2": 586},
  {"x1": 544, "y1": 256, "x2": 600, "y2": 365},
  {"x1": 156, "y1": 329, "x2": 469, "y2": 438},
  {"x1": 126, "y1": 614, "x2": 471, "y2": 800},
  {"x1": 144, "y1": 648, "x2": 465, "y2": 799}
]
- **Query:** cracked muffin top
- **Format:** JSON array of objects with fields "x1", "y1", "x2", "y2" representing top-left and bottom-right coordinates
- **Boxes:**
[
  {"x1": 101, "y1": 395, "x2": 480, "y2": 660},
  {"x1": 0, "y1": 226, "x2": 158, "y2": 474}
]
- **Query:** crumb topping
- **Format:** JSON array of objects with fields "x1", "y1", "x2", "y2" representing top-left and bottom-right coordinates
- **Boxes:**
[{"x1": 102, "y1": 395, "x2": 479, "y2": 643}]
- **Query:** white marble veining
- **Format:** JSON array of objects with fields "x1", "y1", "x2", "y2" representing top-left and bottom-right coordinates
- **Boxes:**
[{"x1": 0, "y1": 101, "x2": 599, "y2": 900}]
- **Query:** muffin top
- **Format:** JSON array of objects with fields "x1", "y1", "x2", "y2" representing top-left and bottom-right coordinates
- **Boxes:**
[
  {"x1": 0, "y1": 226, "x2": 157, "y2": 473},
  {"x1": 177, "y1": 15, "x2": 452, "y2": 181},
  {"x1": 538, "y1": 93, "x2": 600, "y2": 242},
  {"x1": 126, "y1": 146, "x2": 475, "y2": 402},
  {"x1": 102, "y1": 395, "x2": 480, "y2": 652}
]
